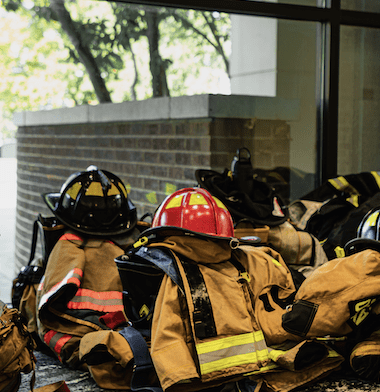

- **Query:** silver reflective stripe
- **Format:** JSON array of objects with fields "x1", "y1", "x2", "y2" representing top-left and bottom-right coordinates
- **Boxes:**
[{"x1": 196, "y1": 331, "x2": 269, "y2": 375}]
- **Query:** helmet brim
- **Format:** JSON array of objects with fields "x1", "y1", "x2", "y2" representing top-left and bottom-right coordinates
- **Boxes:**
[
  {"x1": 344, "y1": 237, "x2": 380, "y2": 256},
  {"x1": 138, "y1": 225, "x2": 261, "y2": 246},
  {"x1": 43, "y1": 192, "x2": 61, "y2": 214}
]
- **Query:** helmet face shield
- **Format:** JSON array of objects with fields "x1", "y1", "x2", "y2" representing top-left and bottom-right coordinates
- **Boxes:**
[
  {"x1": 344, "y1": 208, "x2": 380, "y2": 255},
  {"x1": 151, "y1": 187, "x2": 234, "y2": 238},
  {"x1": 357, "y1": 209, "x2": 380, "y2": 241},
  {"x1": 42, "y1": 166, "x2": 137, "y2": 236}
]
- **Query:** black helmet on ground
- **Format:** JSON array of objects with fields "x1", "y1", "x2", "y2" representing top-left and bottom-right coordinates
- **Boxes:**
[
  {"x1": 344, "y1": 207, "x2": 380, "y2": 255},
  {"x1": 195, "y1": 148, "x2": 288, "y2": 227},
  {"x1": 42, "y1": 165, "x2": 137, "y2": 237}
]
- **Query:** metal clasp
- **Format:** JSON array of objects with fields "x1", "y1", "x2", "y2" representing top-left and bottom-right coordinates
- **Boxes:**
[{"x1": 133, "y1": 236, "x2": 149, "y2": 248}]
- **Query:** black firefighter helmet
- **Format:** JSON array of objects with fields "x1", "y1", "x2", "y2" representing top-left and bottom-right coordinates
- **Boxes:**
[
  {"x1": 195, "y1": 148, "x2": 288, "y2": 227},
  {"x1": 344, "y1": 207, "x2": 380, "y2": 255},
  {"x1": 42, "y1": 165, "x2": 137, "y2": 237}
]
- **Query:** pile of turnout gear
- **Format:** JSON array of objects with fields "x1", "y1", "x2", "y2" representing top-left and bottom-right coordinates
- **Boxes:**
[{"x1": 10, "y1": 156, "x2": 380, "y2": 392}]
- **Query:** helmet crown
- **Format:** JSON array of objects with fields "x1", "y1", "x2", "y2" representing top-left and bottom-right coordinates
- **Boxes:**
[
  {"x1": 42, "y1": 166, "x2": 137, "y2": 236},
  {"x1": 152, "y1": 187, "x2": 234, "y2": 237}
]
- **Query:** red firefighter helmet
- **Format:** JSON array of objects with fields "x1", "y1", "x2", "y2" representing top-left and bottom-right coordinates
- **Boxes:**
[{"x1": 151, "y1": 187, "x2": 234, "y2": 238}]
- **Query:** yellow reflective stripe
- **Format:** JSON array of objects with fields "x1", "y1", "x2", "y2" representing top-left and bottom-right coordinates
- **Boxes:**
[
  {"x1": 200, "y1": 351, "x2": 262, "y2": 374},
  {"x1": 347, "y1": 194, "x2": 359, "y2": 207},
  {"x1": 256, "y1": 347, "x2": 270, "y2": 362},
  {"x1": 371, "y1": 171, "x2": 380, "y2": 189},
  {"x1": 254, "y1": 330, "x2": 265, "y2": 342},
  {"x1": 240, "y1": 271, "x2": 251, "y2": 282},
  {"x1": 315, "y1": 336, "x2": 346, "y2": 342},
  {"x1": 108, "y1": 183, "x2": 122, "y2": 196},
  {"x1": 329, "y1": 176, "x2": 360, "y2": 206},
  {"x1": 118, "y1": 182, "x2": 128, "y2": 197},
  {"x1": 328, "y1": 176, "x2": 349, "y2": 190},
  {"x1": 268, "y1": 348, "x2": 285, "y2": 362},
  {"x1": 271, "y1": 258, "x2": 282, "y2": 268},
  {"x1": 245, "y1": 362, "x2": 279, "y2": 375},
  {"x1": 189, "y1": 193, "x2": 208, "y2": 205},
  {"x1": 327, "y1": 348, "x2": 341, "y2": 358},
  {"x1": 197, "y1": 332, "x2": 259, "y2": 355},
  {"x1": 212, "y1": 196, "x2": 228, "y2": 210},
  {"x1": 66, "y1": 183, "x2": 82, "y2": 199},
  {"x1": 334, "y1": 246, "x2": 345, "y2": 258},
  {"x1": 166, "y1": 194, "x2": 183, "y2": 208},
  {"x1": 196, "y1": 331, "x2": 269, "y2": 375},
  {"x1": 86, "y1": 182, "x2": 120, "y2": 196},
  {"x1": 367, "y1": 211, "x2": 380, "y2": 226}
]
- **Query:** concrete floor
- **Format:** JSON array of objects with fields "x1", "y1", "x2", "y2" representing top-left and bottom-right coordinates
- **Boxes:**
[{"x1": 18, "y1": 351, "x2": 380, "y2": 392}]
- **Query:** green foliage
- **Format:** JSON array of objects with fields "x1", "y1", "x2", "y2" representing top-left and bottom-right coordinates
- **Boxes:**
[{"x1": 0, "y1": 0, "x2": 231, "y2": 138}]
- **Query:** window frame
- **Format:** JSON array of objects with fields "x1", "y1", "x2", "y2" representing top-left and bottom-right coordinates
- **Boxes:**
[{"x1": 114, "y1": 0, "x2": 380, "y2": 185}]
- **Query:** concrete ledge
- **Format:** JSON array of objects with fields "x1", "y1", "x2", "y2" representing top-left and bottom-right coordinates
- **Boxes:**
[
  {"x1": 88, "y1": 97, "x2": 171, "y2": 123},
  {"x1": 13, "y1": 94, "x2": 299, "y2": 126}
]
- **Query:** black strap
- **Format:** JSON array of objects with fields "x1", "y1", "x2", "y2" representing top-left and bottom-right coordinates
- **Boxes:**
[
  {"x1": 119, "y1": 326, "x2": 163, "y2": 392},
  {"x1": 294, "y1": 225, "x2": 316, "y2": 267},
  {"x1": 28, "y1": 219, "x2": 40, "y2": 265},
  {"x1": 180, "y1": 258, "x2": 217, "y2": 339},
  {"x1": 12, "y1": 220, "x2": 41, "y2": 309},
  {"x1": 229, "y1": 249, "x2": 247, "y2": 274},
  {"x1": 310, "y1": 234, "x2": 316, "y2": 267}
]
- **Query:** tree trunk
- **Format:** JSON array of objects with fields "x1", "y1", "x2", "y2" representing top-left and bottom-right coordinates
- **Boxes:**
[
  {"x1": 145, "y1": 9, "x2": 170, "y2": 97},
  {"x1": 50, "y1": 0, "x2": 112, "y2": 103}
]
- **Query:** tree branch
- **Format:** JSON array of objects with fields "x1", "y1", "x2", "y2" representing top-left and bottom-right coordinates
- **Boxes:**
[{"x1": 50, "y1": 0, "x2": 112, "y2": 103}]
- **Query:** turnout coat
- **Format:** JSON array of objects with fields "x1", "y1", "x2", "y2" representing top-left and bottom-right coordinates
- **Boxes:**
[
  {"x1": 35, "y1": 230, "x2": 343, "y2": 391},
  {"x1": 36, "y1": 232, "x2": 132, "y2": 368},
  {"x1": 139, "y1": 235, "x2": 343, "y2": 392}
]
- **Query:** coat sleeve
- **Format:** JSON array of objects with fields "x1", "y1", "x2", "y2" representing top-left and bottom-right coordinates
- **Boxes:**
[{"x1": 150, "y1": 274, "x2": 199, "y2": 391}]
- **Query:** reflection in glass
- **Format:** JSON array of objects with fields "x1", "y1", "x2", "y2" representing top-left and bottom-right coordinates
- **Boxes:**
[
  {"x1": 339, "y1": 25, "x2": 380, "y2": 174},
  {"x1": 2, "y1": 0, "x2": 319, "y2": 200},
  {"x1": 341, "y1": 0, "x2": 380, "y2": 12}
]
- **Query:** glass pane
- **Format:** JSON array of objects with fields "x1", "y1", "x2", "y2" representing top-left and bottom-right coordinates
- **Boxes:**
[
  {"x1": 338, "y1": 25, "x2": 380, "y2": 174},
  {"x1": 230, "y1": 15, "x2": 318, "y2": 201},
  {"x1": 3, "y1": 1, "x2": 318, "y2": 203},
  {"x1": 341, "y1": 0, "x2": 380, "y2": 12},
  {"x1": 1, "y1": 0, "x2": 232, "y2": 111}
]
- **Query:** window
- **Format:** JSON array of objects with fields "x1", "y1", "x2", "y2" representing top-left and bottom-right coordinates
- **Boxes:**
[
  {"x1": 5, "y1": 0, "x2": 380, "y2": 198},
  {"x1": 338, "y1": 24, "x2": 380, "y2": 174}
]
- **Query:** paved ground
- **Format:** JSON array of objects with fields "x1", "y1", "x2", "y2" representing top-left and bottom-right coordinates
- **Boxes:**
[
  {"x1": 17, "y1": 351, "x2": 380, "y2": 392},
  {"x1": 0, "y1": 157, "x2": 16, "y2": 304}
]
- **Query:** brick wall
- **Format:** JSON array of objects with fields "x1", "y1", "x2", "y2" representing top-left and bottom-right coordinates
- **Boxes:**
[{"x1": 14, "y1": 95, "x2": 293, "y2": 271}]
